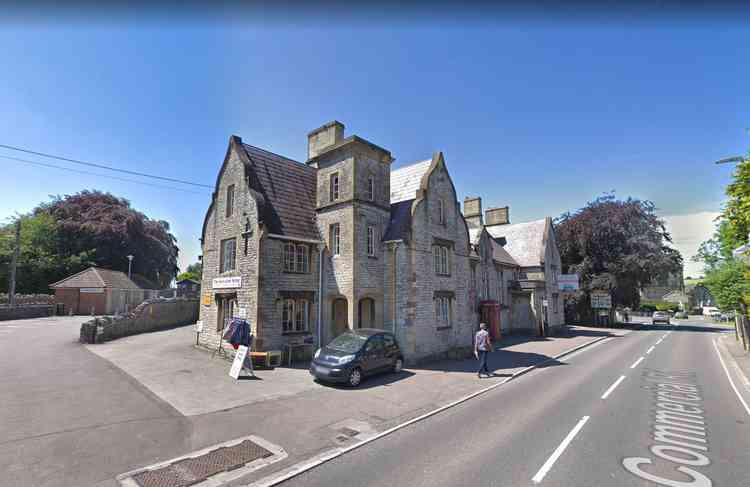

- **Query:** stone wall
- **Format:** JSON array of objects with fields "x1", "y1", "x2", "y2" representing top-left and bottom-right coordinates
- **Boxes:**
[
  {"x1": 80, "y1": 297, "x2": 198, "y2": 344},
  {"x1": 0, "y1": 294, "x2": 54, "y2": 306},
  {"x1": 0, "y1": 305, "x2": 55, "y2": 321}
]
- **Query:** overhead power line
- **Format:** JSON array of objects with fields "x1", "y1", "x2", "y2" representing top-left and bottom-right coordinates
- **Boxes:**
[
  {"x1": 1, "y1": 154, "x2": 208, "y2": 195},
  {"x1": 0, "y1": 143, "x2": 213, "y2": 189}
]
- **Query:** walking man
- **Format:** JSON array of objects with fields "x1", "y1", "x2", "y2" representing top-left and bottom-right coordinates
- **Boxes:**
[{"x1": 475, "y1": 322, "x2": 492, "y2": 378}]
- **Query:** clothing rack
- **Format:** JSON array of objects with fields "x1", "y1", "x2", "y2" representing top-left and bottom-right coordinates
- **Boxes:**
[{"x1": 212, "y1": 315, "x2": 245, "y2": 359}]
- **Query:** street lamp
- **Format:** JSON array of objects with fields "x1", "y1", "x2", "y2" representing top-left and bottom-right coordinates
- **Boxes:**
[{"x1": 126, "y1": 255, "x2": 134, "y2": 279}]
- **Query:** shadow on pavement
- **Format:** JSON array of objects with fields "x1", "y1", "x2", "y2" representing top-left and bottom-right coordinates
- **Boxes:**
[
  {"x1": 315, "y1": 369, "x2": 417, "y2": 389},
  {"x1": 415, "y1": 349, "x2": 566, "y2": 375}
]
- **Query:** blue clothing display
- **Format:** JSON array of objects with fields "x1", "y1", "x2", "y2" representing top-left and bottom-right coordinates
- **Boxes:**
[{"x1": 223, "y1": 318, "x2": 253, "y2": 347}]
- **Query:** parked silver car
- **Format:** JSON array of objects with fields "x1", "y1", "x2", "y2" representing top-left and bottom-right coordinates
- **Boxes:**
[{"x1": 652, "y1": 311, "x2": 671, "y2": 325}]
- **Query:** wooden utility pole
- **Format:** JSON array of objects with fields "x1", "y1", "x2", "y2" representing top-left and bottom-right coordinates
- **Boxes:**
[{"x1": 8, "y1": 219, "x2": 20, "y2": 308}]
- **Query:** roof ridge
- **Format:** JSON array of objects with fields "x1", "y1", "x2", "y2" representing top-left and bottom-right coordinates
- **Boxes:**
[
  {"x1": 91, "y1": 267, "x2": 110, "y2": 287},
  {"x1": 242, "y1": 143, "x2": 305, "y2": 166},
  {"x1": 391, "y1": 158, "x2": 431, "y2": 173}
]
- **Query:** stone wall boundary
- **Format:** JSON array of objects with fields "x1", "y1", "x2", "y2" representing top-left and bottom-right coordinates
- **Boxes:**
[
  {"x1": 80, "y1": 297, "x2": 199, "y2": 344},
  {"x1": 0, "y1": 304, "x2": 55, "y2": 321}
]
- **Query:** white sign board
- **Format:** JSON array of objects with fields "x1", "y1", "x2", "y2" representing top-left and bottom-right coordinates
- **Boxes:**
[
  {"x1": 212, "y1": 276, "x2": 242, "y2": 289},
  {"x1": 229, "y1": 345, "x2": 249, "y2": 380},
  {"x1": 237, "y1": 307, "x2": 247, "y2": 318},
  {"x1": 542, "y1": 299, "x2": 548, "y2": 307},
  {"x1": 558, "y1": 274, "x2": 579, "y2": 291},
  {"x1": 80, "y1": 288, "x2": 104, "y2": 294},
  {"x1": 195, "y1": 320, "x2": 204, "y2": 333},
  {"x1": 591, "y1": 292, "x2": 612, "y2": 309}
]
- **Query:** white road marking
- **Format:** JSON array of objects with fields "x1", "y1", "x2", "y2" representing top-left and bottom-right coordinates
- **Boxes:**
[
  {"x1": 646, "y1": 346, "x2": 655, "y2": 354},
  {"x1": 630, "y1": 357, "x2": 645, "y2": 369},
  {"x1": 713, "y1": 339, "x2": 750, "y2": 417},
  {"x1": 532, "y1": 416, "x2": 590, "y2": 483},
  {"x1": 601, "y1": 375, "x2": 627, "y2": 400}
]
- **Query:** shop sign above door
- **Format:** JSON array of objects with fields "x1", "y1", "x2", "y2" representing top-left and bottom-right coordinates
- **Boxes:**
[{"x1": 212, "y1": 276, "x2": 242, "y2": 289}]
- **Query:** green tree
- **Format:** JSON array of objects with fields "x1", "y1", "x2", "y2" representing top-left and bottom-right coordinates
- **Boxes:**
[
  {"x1": 703, "y1": 259, "x2": 750, "y2": 311},
  {"x1": 0, "y1": 190, "x2": 179, "y2": 293},
  {"x1": 556, "y1": 195, "x2": 683, "y2": 313},
  {"x1": 177, "y1": 262, "x2": 202, "y2": 282}
]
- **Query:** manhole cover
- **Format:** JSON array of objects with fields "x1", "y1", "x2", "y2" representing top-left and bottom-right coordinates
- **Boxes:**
[{"x1": 131, "y1": 440, "x2": 272, "y2": 487}]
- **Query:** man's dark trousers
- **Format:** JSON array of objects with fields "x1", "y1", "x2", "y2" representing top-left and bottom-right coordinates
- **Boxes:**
[{"x1": 477, "y1": 350, "x2": 490, "y2": 376}]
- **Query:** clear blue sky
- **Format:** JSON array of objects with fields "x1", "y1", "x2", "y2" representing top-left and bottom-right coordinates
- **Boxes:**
[{"x1": 1, "y1": 11, "x2": 748, "y2": 276}]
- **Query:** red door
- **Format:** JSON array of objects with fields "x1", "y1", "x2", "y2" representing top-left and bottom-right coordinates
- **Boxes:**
[{"x1": 480, "y1": 301, "x2": 501, "y2": 341}]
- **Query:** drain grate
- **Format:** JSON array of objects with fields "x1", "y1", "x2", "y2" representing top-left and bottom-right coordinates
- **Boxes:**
[{"x1": 132, "y1": 440, "x2": 272, "y2": 487}]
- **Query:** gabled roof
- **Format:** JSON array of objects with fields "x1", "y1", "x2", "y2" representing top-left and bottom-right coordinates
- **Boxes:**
[
  {"x1": 50, "y1": 267, "x2": 150, "y2": 290},
  {"x1": 242, "y1": 143, "x2": 320, "y2": 241},
  {"x1": 390, "y1": 159, "x2": 432, "y2": 204},
  {"x1": 486, "y1": 218, "x2": 548, "y2": 267},
  {"x1": 491, "y1": 239, "x2": 519, "y2": 266}
]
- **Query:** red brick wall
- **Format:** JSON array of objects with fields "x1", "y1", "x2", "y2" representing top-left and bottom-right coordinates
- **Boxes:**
[{"x1": 54, "y1": 288, "x2": 80, "y2": 314}]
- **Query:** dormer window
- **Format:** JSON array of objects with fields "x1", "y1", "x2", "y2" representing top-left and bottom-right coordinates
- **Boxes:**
[
  {"x1": 330, "y1": 173, "x2": 340, "y2": 202},
  {"x1": 367, "y1": 177, "x2": 374, "y2": 201}
]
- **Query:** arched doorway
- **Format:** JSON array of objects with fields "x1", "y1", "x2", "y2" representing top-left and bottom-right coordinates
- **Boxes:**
[
  {"x1": 358, "y1": 297, "x2": 375, "y2": 328},
  {"x1": 331, "y1": 298, "x2": 349, "y2": 338}
]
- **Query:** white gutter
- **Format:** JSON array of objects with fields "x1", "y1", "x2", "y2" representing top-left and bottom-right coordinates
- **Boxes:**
[
  {"x1": 317, "y1": 245, "x2": 324, "y2": 348},
  {"x1": 266, "y1": 233, "x2": 324, "y2": 245}
]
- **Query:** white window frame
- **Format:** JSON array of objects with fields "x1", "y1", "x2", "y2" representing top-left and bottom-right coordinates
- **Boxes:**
[
  {"x1": 220, "y1": 238, "x2": 236, "y2": 273},
  {"x1": 367, "y1": 226, "x2": 375, "y2": 256},
  {"x1": 330, "y1": 173, "x2": 339, "y2": 202},
  {"x1": 282, "y1": 299, "x2": 295, "y2": 332},
  {"x1": 330, "y1": 224, "x2": 340, "y2": 256},
  {"x1": 295, "y1": 244, "x2": 308, "y2": 273},
  {"x1": 284, "y1": 242, "x2": 296, "y2": 272},
  {"x1": 295, "y1": 299, "x2": 309, "y2": 331}
]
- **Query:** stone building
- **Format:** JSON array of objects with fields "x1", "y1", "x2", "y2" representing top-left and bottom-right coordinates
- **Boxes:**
[
  {"x1": 198, "y1": 122, "x2": 475, "y2": 363},
  {"x1": 464, "y1": 198, "x2": 564, "y2": 336}
]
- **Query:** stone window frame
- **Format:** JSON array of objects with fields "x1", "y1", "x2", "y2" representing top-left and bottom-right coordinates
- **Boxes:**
[
  {"x1": 330, "y1": 172, "x2": 340, "y2": 202},
  {"x1": 366, "y1": 225, "x2": 376, "y2": 256},
  {"x1": 282, "y1": 297, "x2": 310, "y2": 333},
  {"x1": 437, "y1": 199, "x2": 445, "y2": 225},
  {"x1": 470, "y1": 264, "x2": 477, "y2": 289},
  {"x1": 553, "y1": 293, "x2": 559, "y2": 314},
  {"x1": 330, "y1": 223, "x2": 341, "y2": 256},
  {"x1": 434, "y1": 294, "x2": 453, "y2": 326},
  {"x1": 226, "y1": 184, "x2": 235, "y2": 218},
  {"x1": 433, "y1": 245, "x2": 451, "y2": 276},
  {"x1": 283, "y1": 243, "x2": 310, "y2": 273},
  {"x1": 220, "y1": 238, "x2": 236, "y2": 273},
  {"x1": 366, "y1": 176, "x2": 375, "y2": 201}
]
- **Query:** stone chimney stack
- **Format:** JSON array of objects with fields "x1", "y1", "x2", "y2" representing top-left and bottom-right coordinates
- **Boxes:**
[
  {"x1": 485, "y1": 206, "x2": 510, "y2": 226},
  {"x1": 464, "y1": 196, "x2": 483, "y2": 228},
  {"x1": 307, "y1": 121, "x2": 345, "y2": 160}
]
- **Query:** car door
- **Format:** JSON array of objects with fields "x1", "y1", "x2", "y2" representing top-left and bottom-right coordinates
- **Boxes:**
[
  {"x1": 361, "y1": 336, "x2": 385, "y2": 374},
  {"x1": 381, "y1": 334, "x2": 398, "y2": 368}
]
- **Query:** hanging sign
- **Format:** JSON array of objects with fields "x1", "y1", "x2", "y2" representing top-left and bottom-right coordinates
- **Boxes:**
[
  {"x1": 213, "y1": 276, "x2": 242, "y2": 289},
  {"x1": 229, "y1": 345, "x2": 249, "y2": 380},
  {"x1": 558, "y1": 274, "x2": 579, "y2": 291},
  {"x1": 591, "y1": 292, "x2": 612, "y2": 309}
]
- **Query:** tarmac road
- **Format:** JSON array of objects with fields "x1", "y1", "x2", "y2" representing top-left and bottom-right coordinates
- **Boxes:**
[{"x1": 279, "y1": 320, "x2": 750, "y2": 487}]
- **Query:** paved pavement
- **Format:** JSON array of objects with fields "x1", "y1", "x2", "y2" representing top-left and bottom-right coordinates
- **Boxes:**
[
  {"x1": 278, "y1": 320, "x2": 750, "y2": 487},
  {"x1": 0, "y1": 316, "x2": 628, "y2": 487}
]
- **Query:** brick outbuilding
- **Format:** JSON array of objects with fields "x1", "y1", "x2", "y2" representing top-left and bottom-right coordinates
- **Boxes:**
[{"x1": 50, "y1": 267, "x2": 158, "y2": 316}]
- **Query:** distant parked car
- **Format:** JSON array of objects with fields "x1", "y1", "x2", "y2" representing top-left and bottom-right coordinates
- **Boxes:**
[
  {"x1": 702, "y1": 306, "x2": 720, "y2": 316},
  {"x1": 652, "y1": 311, "x2": 671, "y2": 325},
  {"x1": 310, "y1": 329, "x2": 404, "y2": 387},
  {"x1": 719, "y1": 313, "x2": 733, "y2": 322},
  {"x1": 674, "y1": 311, "x2": 688, "y2": 319}
]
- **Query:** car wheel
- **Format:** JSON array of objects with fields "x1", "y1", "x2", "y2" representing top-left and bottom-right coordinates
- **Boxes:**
[
  {"x1": 393, "y1": 357, "x2": 404, "y2": 373},
  {"x1": 348, "y1": 367, "x2": 362, "y2": 387}
]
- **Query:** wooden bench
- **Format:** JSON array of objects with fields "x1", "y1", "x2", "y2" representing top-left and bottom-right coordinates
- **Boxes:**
[{"x1": 249, "y1": 351, "x2": 282, "y2": 368}]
